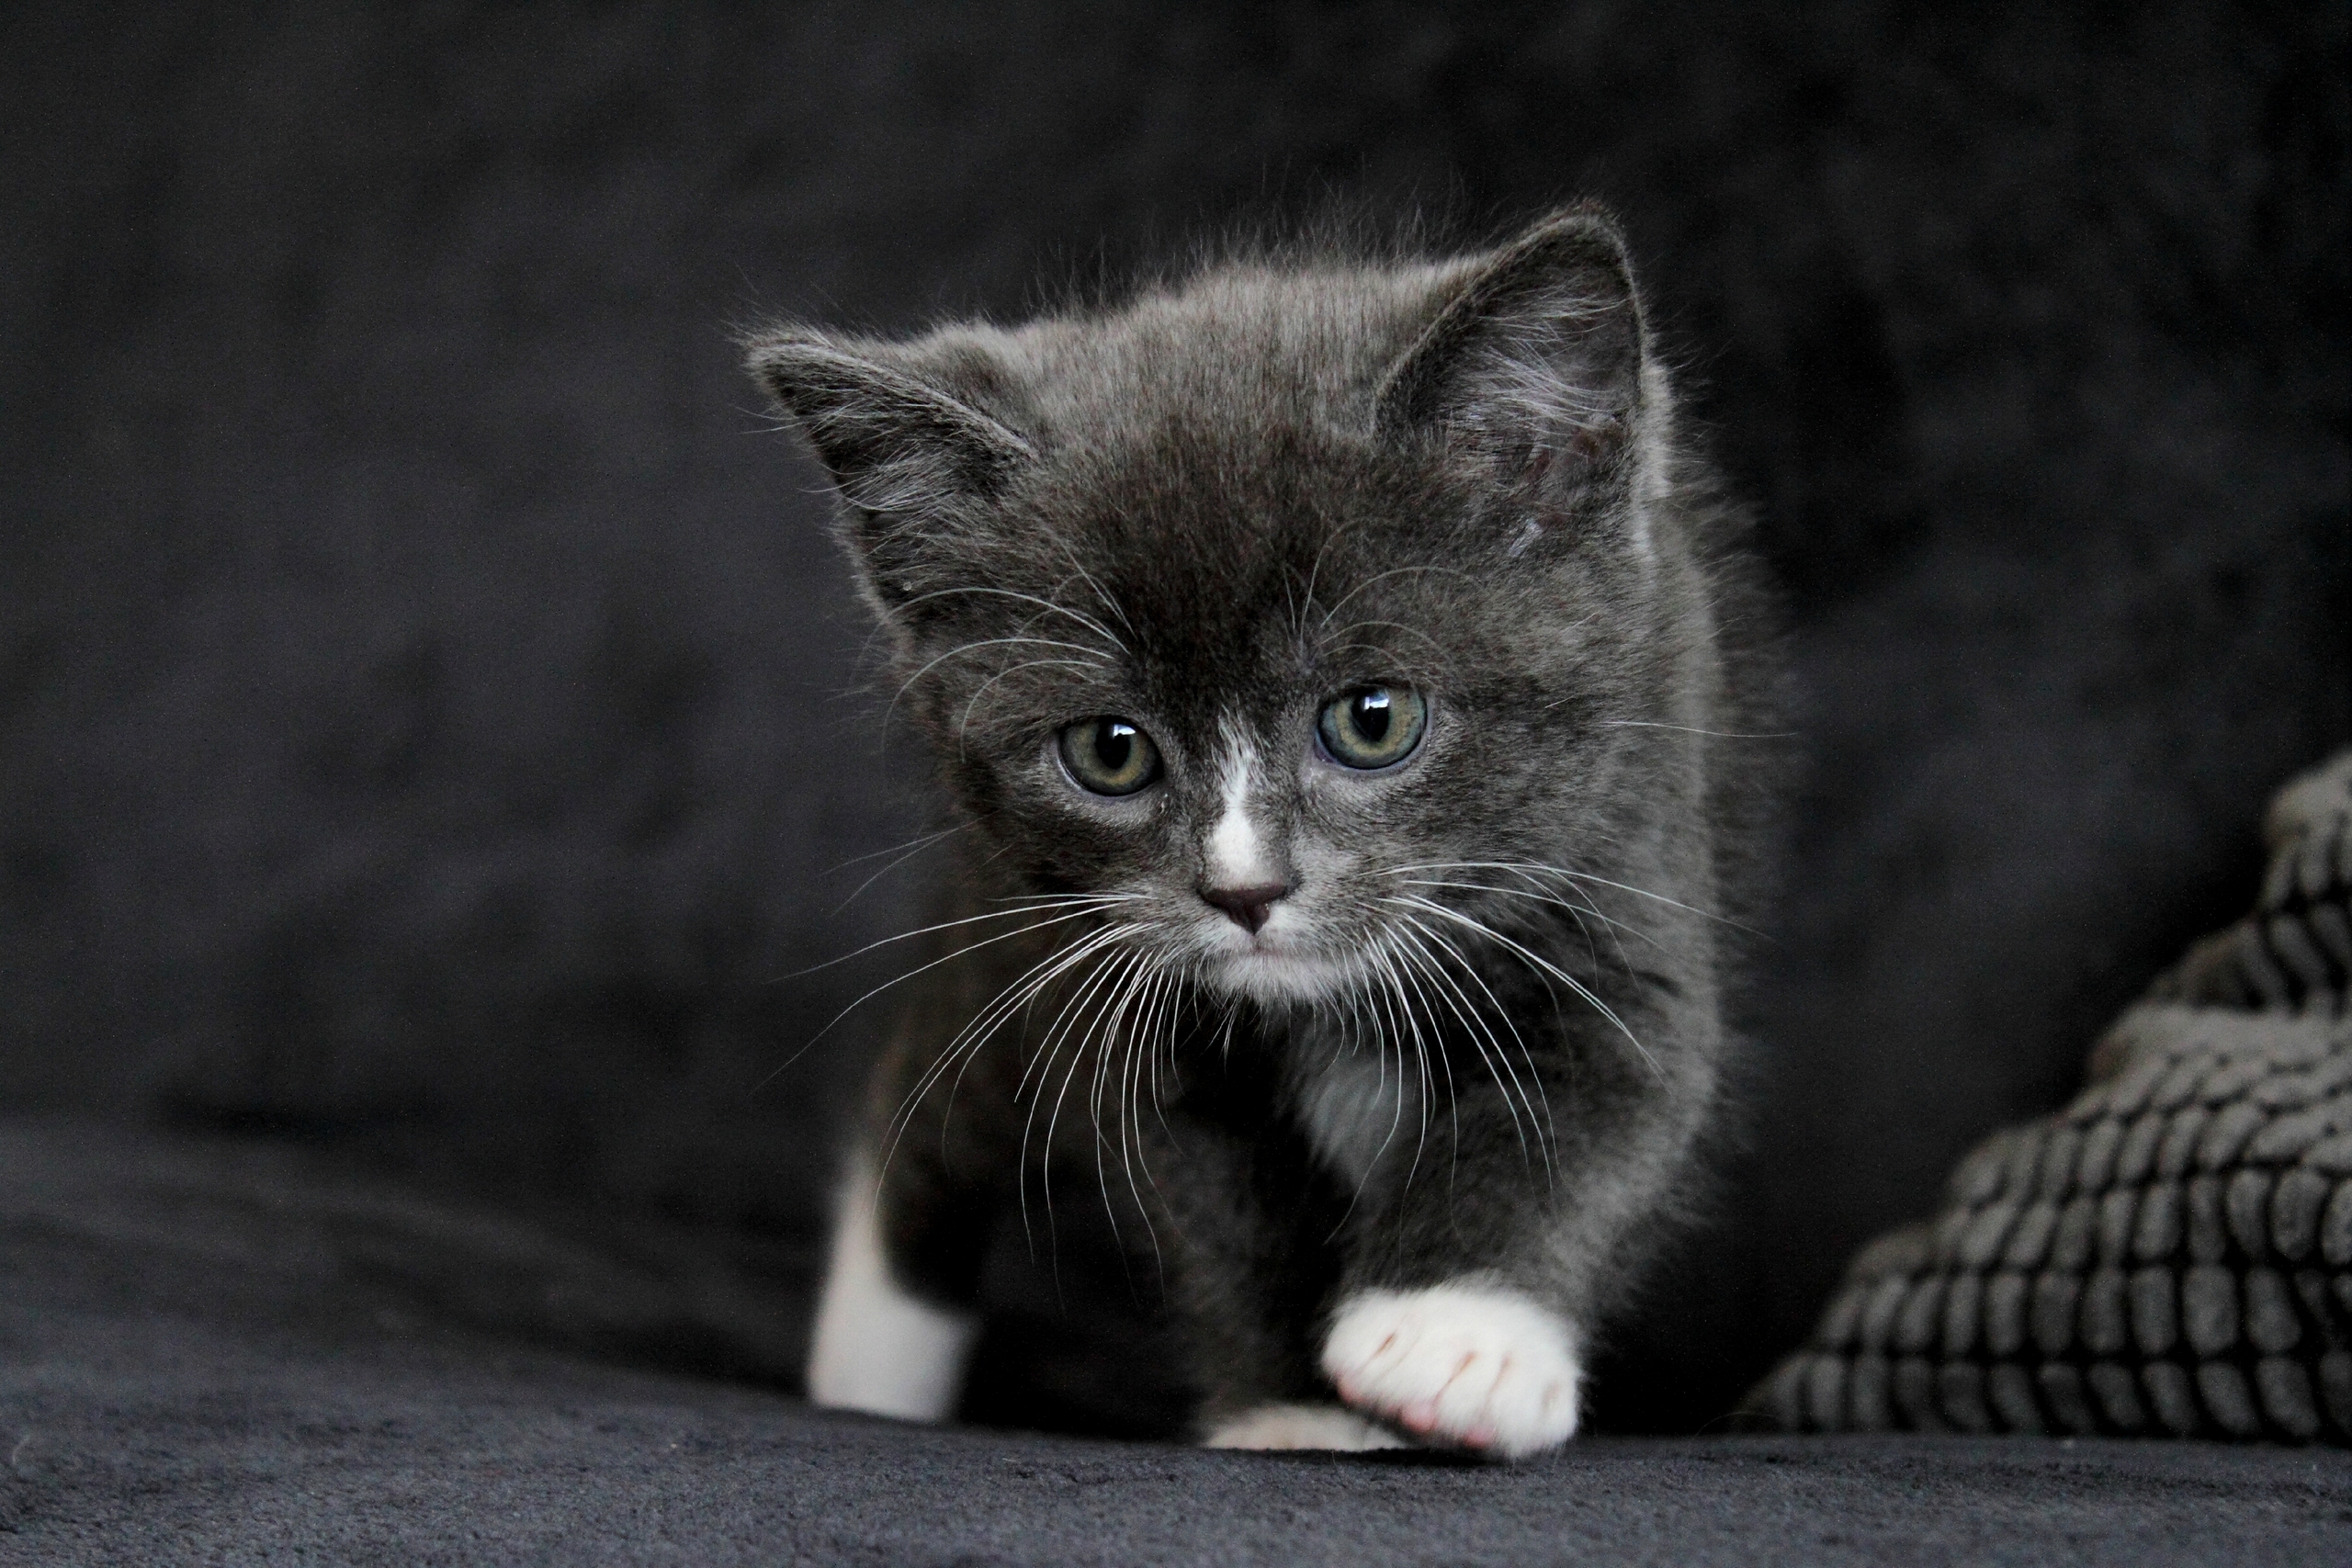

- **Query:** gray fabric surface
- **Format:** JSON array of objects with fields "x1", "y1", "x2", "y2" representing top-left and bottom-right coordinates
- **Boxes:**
[{"x1": 4, "y1": 1118, "x2": 2348, "y2": 1565}]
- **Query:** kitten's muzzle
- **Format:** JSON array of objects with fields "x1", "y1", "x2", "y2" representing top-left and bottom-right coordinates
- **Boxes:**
[{"x1": 1199, "y1": 881, "x2": 1289, "y2": 935}]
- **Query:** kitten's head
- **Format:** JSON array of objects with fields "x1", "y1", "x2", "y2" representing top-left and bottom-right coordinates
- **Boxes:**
[{"x1": 749, "y1": 209, "x2": 1697, "y2": 1010}]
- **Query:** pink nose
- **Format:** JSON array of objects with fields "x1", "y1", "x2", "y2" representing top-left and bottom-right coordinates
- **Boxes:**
[{"x1": 1201, "y1": 883, "x2": 1288, "y2": 934}]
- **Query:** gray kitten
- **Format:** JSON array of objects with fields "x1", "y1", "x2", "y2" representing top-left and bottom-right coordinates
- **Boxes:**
[{"x1": 747, "y1": 207, "x2": 1777, "y2": 1456}]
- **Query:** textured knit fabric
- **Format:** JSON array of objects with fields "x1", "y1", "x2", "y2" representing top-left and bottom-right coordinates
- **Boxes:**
[{"x1": 1760, "y1": 752, "x2": 2352, "y2": 1439}]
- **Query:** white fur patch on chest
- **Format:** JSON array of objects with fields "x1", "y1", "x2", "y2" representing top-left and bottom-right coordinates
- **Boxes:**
[{"x1": 1297, "y1": 1046, "x2": 1414, "y2": 1190}]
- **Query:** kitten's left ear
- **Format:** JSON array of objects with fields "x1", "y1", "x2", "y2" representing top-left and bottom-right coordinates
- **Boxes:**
[{"x1": 1374, "y1": 207, "x2": 1645, "y2": 483}]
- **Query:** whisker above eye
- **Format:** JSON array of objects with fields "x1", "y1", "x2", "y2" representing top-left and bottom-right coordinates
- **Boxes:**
[
  {"x1": 891, "y1": 584, "x2": 1132, "y2": 660},
  {"x1": 888, "y1": 634, "x2": 1113, "y2": 729},
  {"x1": 1315, "y1": 563, "x2": 1477, "y2": 628},
  {"x1": 954, "y1": 657, "x2": 1102, "y2": 749},
  {"x1": 1318, "y1": 618, "x2": 1451, "y2": 663}
]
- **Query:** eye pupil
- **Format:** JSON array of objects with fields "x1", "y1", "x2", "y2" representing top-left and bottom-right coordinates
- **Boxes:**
[
  {"x1": 1095, "y1": 721, "x2": 1133, "y2": 771},
  {"x1": 1351, "y1": 692, "x2": 1392, "y2": 743}
]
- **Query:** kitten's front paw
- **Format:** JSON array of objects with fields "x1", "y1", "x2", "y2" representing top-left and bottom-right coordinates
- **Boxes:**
[
  {"x1": 1201, "y1": 1403, "x2": 1408, "y2": 1451},
  {"x1": 1321, "y1": 1284, "x2": 1581, "y2": 1459}
]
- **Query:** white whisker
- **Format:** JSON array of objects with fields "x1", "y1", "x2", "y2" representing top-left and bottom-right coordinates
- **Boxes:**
[
  {"x1": 1388, "y1": 893, "x2": 1664, "y2": 1081},
  {"x1": 1387, "y1": 916, "x2": 1537, "y2": 1168},
  {"x1": 1591, "y1": 718, "x2": 1796, "y2": 739}
]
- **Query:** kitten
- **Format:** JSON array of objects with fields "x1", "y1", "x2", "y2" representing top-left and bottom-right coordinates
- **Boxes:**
[{"x1": 747, "y1": 207, "x2": 1777, "y2": 1457}]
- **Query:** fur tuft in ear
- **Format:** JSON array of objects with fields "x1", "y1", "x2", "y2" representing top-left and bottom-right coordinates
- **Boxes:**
[
  {"x1": 1374, "y1": 208, "x2": 1645, "y2": 481},
  {"x1": 744, "y1": 331, "x2": 1034, "y2": 613}
]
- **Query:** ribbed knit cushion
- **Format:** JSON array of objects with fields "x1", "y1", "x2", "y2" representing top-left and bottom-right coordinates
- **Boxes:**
[{"x1": 1758, "y1": 750, "x2": 2352, "y2": 1440}]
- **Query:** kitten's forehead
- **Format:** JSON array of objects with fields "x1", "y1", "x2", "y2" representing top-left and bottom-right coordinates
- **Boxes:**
[
  {"x1": 1012, "y1": 261, "x2": 1457, "y2": 434},
  {"x1": 1032, "y1": 435, "x2": 1445, "y2": 723},
  {"x1": 987, "y1": 278, "x2": 1461, "y2": 701}
]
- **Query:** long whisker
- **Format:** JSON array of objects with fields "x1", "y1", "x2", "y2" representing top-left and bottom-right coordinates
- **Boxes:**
[
  {"x1": 1394, "y1": 912, "x2": 1556, "y2": 1183},
  {"x1": 755, "y1": 903, "x2": 1129, "y2": 1098},
  {"x1": 1317, "y1": 941, "x2": 1406, "y2": 1236},
  {"x1": 1388, "y1": 893, "x2": 1663, "y2": 1081},
  {"x1": 827, "y1": 822, "x2": 967, "y2": 874},
  {"x1": 904, "y1": 918, "x2": 1129, "y2": 1133},
  {"x1": 1115, "y1": 963, "x2": 1179, "y2": 1276},
  {"x1": 1394, "y1": 876, "x2": 1658, "y2": 953},
  {"x1": 1029, "y1": 944, "x2": 1148, "y2": 1261},
  {"x1": 1386, "y1": 916, "x2": 1537, "y2": 1168},
  {"x1": 881, "y1": 920, "x2": 1132, "y2": 1179},
  {"x1": 830, "y1": 824, "x2": 972, "y2": 913},
  {"x1": 1380, "y1": 919, "x2": 1460, "y2": 1181},
  {"x1": 1386, "y1": 858, "x2": 1753, "y2": 934},
  {"x1": 1591, "y1": 718, "x2": 1797, "y2": 739},
  {"x1": 1011, "y1": 933, "x2": 1139, "y2": 1260},
  {"x1": 1365, "y1": 933, "x2": 1436, "y2": 1196},
  {"x1": 784, "y1": 893, "x2": 1140, "y2": 980},
  {"x1": 1388, "y1": 859, "x2": 1649, "y2": 979},
  {"x1": 1398, "y1": 874, "x2": 1611, "y2": 976}
]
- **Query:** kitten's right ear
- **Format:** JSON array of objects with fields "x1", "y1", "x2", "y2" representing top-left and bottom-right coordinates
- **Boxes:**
[
  {"x1": 744, "y1": 331, "x2": 1033, "y2": 610},
  {"x1": 1374, "y1": 207, "x2": 1645, "y2": 491}
]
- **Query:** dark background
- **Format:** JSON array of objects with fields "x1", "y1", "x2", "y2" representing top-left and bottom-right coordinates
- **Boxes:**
[{"x1": 2, "y1": 1, "x2": 2344, "y2": 1434}]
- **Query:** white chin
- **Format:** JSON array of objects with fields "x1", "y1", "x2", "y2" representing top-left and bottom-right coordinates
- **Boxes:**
[{"x1": 1206, "y1": 946, "x2": 1356, "y2": 1006}]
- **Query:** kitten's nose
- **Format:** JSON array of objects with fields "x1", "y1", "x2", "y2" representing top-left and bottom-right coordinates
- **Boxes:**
[{"x1": 1200, "y1": 882, "x2": 1288, "y2": 934}]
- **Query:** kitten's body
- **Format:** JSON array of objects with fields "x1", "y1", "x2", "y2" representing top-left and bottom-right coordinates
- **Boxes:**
[{"x1": 752, "y1": 209, "x2": 1777, "y2": 1456}]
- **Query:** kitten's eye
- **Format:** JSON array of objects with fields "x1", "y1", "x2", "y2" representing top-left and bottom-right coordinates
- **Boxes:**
[
  {"x1": 1317, "y1": 686, "x2": 1428, "y2": 770},
  {"x1": 1057, "y1": 716, "x2": 1162, "y2": 796}
]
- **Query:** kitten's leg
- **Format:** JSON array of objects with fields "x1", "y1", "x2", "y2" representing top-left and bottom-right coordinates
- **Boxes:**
[
  {"x1": 1318, "y1": 1012, "x2": 1709, "y2": 1459},
  {"x1": 1143, "y1": 1082, "x2": 1405, "y2": 1450},
  {"x1": 807, "y1": 1000, "x2": 1010, "y2": 1422},
  {"x1": 806, "y1": 1144, "x2": 982, "y2": 1421}
]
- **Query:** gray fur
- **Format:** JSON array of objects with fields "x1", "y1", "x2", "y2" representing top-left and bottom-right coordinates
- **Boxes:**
[{"x1": 747, "y1": 206, "x2": 1781, "y2": 1434}]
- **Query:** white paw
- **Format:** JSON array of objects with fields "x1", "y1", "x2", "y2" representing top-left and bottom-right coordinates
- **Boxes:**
[
  {"x1": 1200, "y1": 1403, "x2": 1408, "y2": 1451},
  {"x1": 1321, "y1": 1283, "x2": 1582, "y2": 1459}
]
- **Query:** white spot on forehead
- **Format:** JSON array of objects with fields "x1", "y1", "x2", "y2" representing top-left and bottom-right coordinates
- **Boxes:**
[{"x1": 1205, "y1": 716, "x2": 1272, "y2": 887}]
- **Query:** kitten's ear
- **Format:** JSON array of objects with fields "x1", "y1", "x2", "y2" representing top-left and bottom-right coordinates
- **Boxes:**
[
  {"x1": 744, "y1": 330, "x2": 1033, "y2": 611},
  {"x1": 1374, "y1": 208, "x2": 1645, "y2": 483}
]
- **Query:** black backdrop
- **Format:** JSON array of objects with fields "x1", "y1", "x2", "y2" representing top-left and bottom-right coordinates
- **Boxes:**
[{"x1": 3, "y1": 1, "x2": 2345, "y2": 1433}]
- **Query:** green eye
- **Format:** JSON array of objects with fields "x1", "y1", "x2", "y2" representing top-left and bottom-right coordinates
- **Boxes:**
[
  {"x1": 1317, "y1": 686, "x2": 1427, "y2": 769},
  {"x1": 1058, "y1": 716, "x2": 1161, "y2": 796}
]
